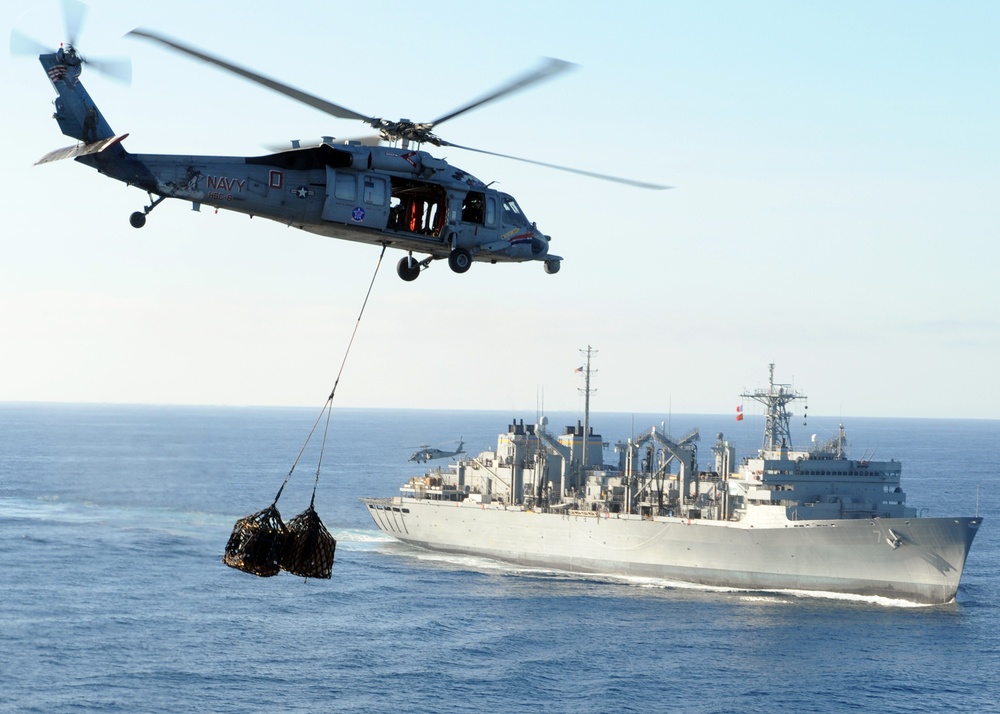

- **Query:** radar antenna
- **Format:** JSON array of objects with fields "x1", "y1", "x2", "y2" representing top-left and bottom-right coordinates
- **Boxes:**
[
  {"x1": 740, "y1": 363, "x2": 806, "y2": 452},
  {"x1": 578, "y1": 346, "x2": 597, "y2": 468}
]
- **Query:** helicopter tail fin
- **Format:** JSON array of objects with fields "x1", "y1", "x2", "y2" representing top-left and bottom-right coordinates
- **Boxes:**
[{"x1": 39, "y1": 50, "x2": 120, "y2": 148}]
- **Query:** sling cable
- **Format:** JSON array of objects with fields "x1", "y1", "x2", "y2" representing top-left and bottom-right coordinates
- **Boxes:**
[{"x1": 223, "y1": 246, "x2": 387, "y2": 579}]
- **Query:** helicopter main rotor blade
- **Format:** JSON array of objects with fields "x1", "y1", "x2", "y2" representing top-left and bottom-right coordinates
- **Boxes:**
[
  {"x1": 430, "y1": 57, "x2": 576, "y2": 129},
  {"x1": 440, "y1": 140, "x2": 671, "y2": 190},
  {"x1": 127, "y1": 29, "x2": 370, "y2": 123}
]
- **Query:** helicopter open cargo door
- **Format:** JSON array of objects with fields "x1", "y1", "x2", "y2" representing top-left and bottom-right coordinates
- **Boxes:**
[{"x1": 322, "y1": 167, "x2": 389, "y2": 230}]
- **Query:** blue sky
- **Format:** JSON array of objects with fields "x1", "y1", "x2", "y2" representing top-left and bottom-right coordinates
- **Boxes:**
[{"x1": 2, "y1": 1, "x2": 998, "y2": 418}]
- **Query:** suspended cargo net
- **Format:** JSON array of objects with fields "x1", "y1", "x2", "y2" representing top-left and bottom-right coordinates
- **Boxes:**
[
  {"x1": 280, "y1": 502, "x2": 336, "y2": 579},
  {"x1": 222, "y1": 246, "x2": 385, "y2": 580},
  {"x1": 222, "y1": 504, "x2": 287, "y2": 577}
]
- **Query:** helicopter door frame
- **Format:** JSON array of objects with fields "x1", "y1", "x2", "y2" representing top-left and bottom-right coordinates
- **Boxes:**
[
  {"x1": 457, "y1": 190, "x2": 499, "y2": 238},
  {"x1": 322, "y1": 167, "x2": 390, "y2": 229},
  {"x1": 485, "y1": 195, "x2": 498, "y2": 228},
  {"x1": 386, "y1": 177, "x2": 447, "y2": 238}
]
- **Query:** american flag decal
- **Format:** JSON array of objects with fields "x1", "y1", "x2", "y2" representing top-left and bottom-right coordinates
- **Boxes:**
[{"x1": 47, "y1": 65, "x2": 67, "y2": 82}]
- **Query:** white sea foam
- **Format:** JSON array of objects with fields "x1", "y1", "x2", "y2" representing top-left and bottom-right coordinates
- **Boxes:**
[
  {"x1": 775, "y1": 588, "x2": 932, "y2": 608},
  {"x1": 332, "y1": 528, "x2": 394, "y2": 544}
]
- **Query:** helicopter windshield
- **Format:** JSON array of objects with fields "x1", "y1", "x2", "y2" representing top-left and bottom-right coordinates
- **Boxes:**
[{"x1": 501, "y1": 195, "x2": 529, "y2": 227}]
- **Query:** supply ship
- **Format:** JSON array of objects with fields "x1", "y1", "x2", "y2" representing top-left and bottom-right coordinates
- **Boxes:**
[{"x1": 362, "y1": 361, "x2": 981, "y2": 604}]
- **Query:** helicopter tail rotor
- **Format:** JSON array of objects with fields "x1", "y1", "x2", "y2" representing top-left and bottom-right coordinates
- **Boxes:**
[
  {"x1": 62, "y1": 0, "x2": 85, "y2": 48},
  {"x1": 10, "y1": 31, "x2": 51, "y2": 57},
  {"x1": 10, "y1": 0, "x2": 131, "y2": 84}
]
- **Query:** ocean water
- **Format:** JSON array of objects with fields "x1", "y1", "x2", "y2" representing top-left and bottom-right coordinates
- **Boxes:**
[{"x1": 2, "y1": 404, "x2": 998, "y2": 713}]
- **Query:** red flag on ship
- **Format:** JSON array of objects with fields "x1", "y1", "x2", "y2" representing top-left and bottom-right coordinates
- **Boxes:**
[
  {"x1": 736, "y1": 405, "x2": 744, "y2": 421},
  {"x1": 574, "y1": 366, "x2": 583, "y2": 373}
]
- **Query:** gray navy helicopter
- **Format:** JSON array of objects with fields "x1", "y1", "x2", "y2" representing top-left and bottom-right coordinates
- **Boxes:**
[
  {"x1": 18, "y1": 2, "x2": 666, "y2": 281},
  {"x1": 407, "y1": 439, "x2": 466, "y2": 464}
]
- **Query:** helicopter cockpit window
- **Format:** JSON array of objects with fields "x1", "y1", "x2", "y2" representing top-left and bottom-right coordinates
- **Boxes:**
[{"x1": 501, "y1": 196, "x2": 528, "y2": 226}]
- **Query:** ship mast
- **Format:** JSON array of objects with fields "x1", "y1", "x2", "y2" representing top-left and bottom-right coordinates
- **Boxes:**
[
  {"x1": 578, "y1": 346, "x2": 597, "y2": 468},
  {"x1": 740, "y1": 363, "x2": 806, "y2": 452}
]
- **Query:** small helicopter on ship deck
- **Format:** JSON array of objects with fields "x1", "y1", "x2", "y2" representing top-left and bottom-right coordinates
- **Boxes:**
[{"x1": 17, "y1": 2, "x2": 667, "y2": 281}]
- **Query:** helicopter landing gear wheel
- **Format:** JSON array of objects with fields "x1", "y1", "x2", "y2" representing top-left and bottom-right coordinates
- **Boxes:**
[
  {"x1": 544, "y1": 259, "x2": 561, "y2": 275},
  {"x1": 397, "y1": 255, "x2": 421, "y2": 282},
  {"x1": 448, "y1": 248, "x2": 472, "y2": 274},
  {"x1": 130, "y1": 193, "x2": 166, "y2": 229}
]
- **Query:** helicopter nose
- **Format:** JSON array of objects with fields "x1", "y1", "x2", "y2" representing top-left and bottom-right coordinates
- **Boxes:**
[{"x1": 530, "y1": 230, "x2": 549, "y2": 256}]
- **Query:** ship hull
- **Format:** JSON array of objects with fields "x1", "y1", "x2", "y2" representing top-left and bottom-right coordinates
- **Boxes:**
[{"x1": 361, "y1": 498, "x2": 981, "y2": 605}]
